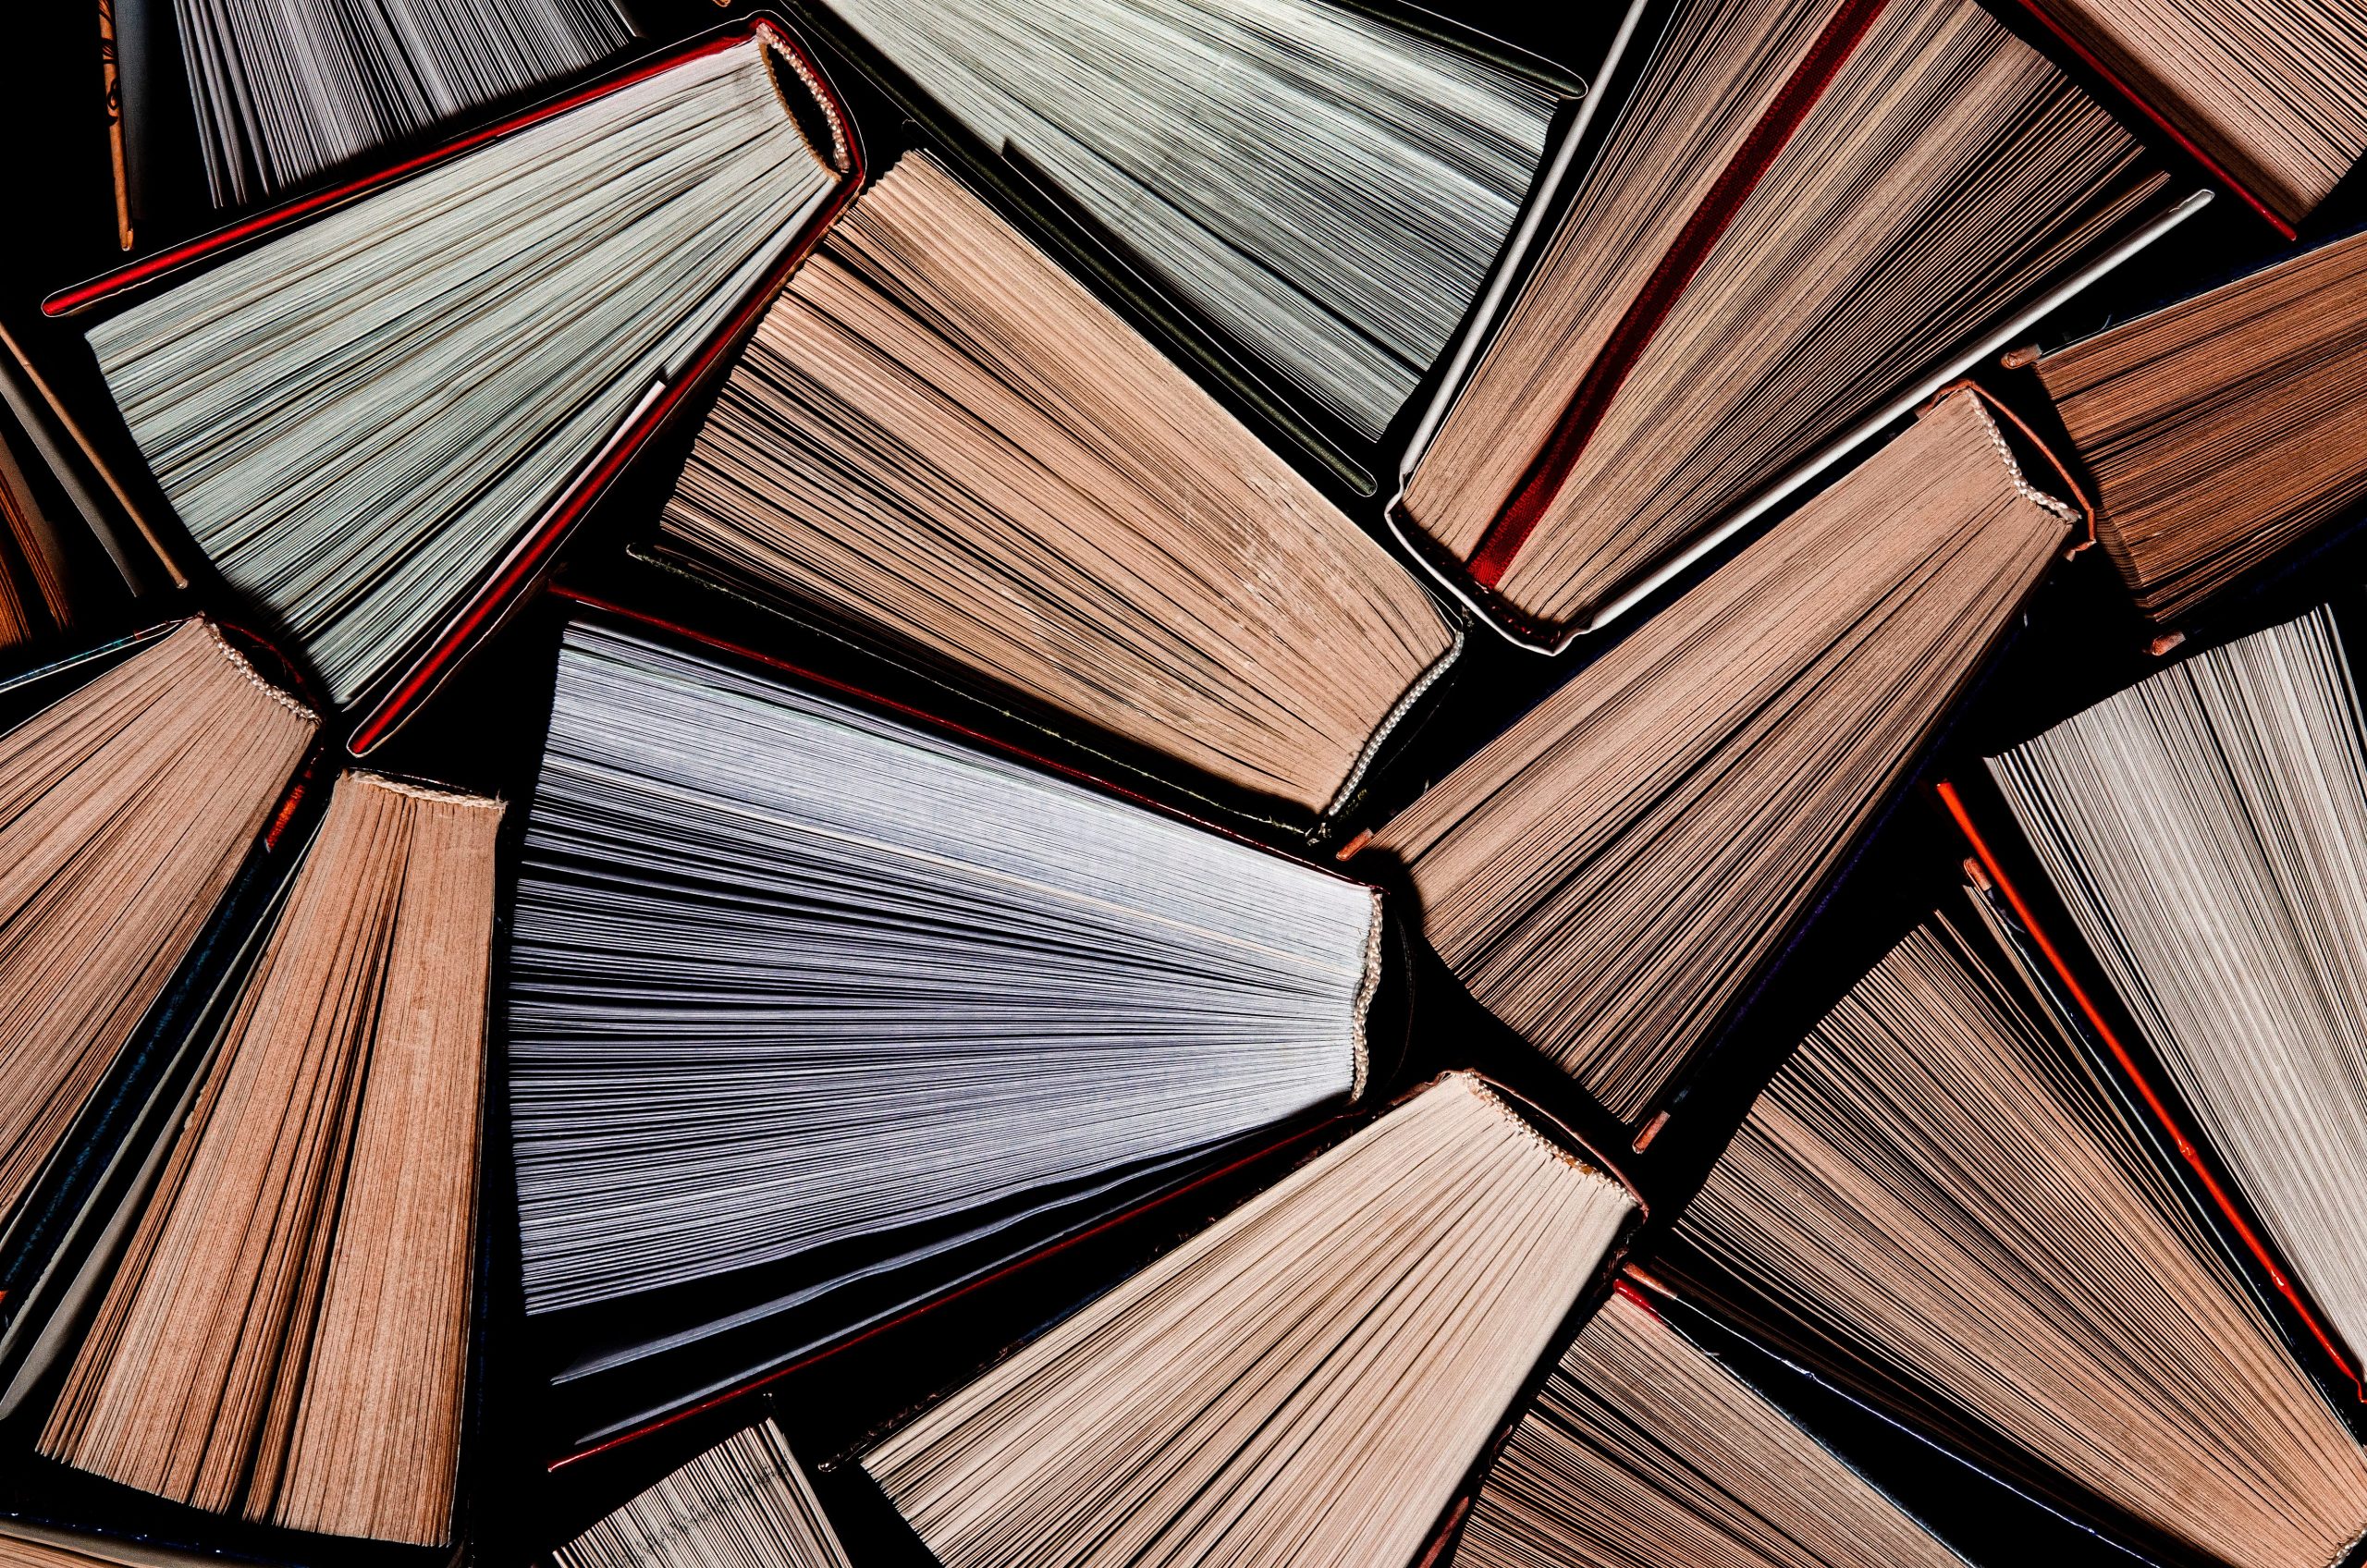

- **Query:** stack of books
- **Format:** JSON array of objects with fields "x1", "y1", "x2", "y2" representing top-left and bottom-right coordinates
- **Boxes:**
[{"x1": 0, "y1": 0, "x2": 2361, "y2": 1565}]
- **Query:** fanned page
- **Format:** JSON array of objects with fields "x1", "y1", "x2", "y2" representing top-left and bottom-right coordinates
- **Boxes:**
[
  {"x1": 0, "y1": 1537, "x2": 130, "y2": 1568},
  {"x1": 1401, "y1": 0, "x2": 2171, "y2": 637},
  {"x1": 552, "y1": 1422, "x2": 854, "y2": 1568},
  {"x1": 0, "y1": 408, "x2": 83, "y2": 652},
  {"x1": 2017, "y1": 0, "x2": 2366, "y2": 227},
  {"x1": 2036, "y1": 228, "x2": 2367, "y2": 623},
  {"x1": 865, "y1": 1073, "x2": 1636, "y2": 1568},
  {"x1": 1369, "y1": 389, "x2": 2070, "y2": 1121},
  {"x1": 40, "y1": 770, "x2": 501, "y2": 1547},
  {"x1": 1986, "y1": 606, "x2": 2367, "y2": 1403},
  {"x1": 83, "y1": 35, "x2": 840, "y2": 707},
  {"x1": 811, "y1": 0, "x2": 1560, "y2": 441},
  {"x1": 1674, "y1": 910, "x2": 2367, "y2": 1568},
  {"x1": 172, "y1": 0, "x2": 635, "y2": 208},
  {"x1": 1453, "y1": 1288, "x2": 1967, "y2": 1568},
  {"x1": 662, "y1": 153, "x2": 1455, "y2": 816},
  {"x1": 0, "y1": 621, "x2": 314, "y2": 1224},
  {"x1": 508, "y1": 620, "x2": 1379, "y2": 1420}
]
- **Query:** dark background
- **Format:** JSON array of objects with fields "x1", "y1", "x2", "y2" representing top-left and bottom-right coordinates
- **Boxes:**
[{"x1": 0, "y1": 1, "x2": 2362, "y2": 1565}]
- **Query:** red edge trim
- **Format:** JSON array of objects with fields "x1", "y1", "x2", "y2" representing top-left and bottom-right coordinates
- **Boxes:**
[
  {"x1": 1465, "y1": 0, "x2": 1896, "y2": 590},
  {"x1": 546, "y1": 1114, "x2": 1343, "y2": 1472},
  {"x1": 546, "y1": 589, "x2": 1370, "y2": 883},
  {"x1": 1936, "y1": 778, "x2": 2367, "y2": 1400},
  {"x1": 2000, "y1": 1, "x2": 2298, "y2": 241},
  {"x1": 1612, "y1": 1276, "x2": 1661, "y2": 1317},
  {"x1": 336, "y1": 25, "x2": 864, "y2": 754},
  {"x1": 45, "y1": 30, "x2": 767, "y2": 319}
]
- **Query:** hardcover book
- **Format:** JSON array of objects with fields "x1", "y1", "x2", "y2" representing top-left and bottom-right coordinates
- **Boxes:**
[
  {"x1": 45, "y1": 18, "x2": 864, "y2": 754},
  {"x1": 1669, "y1": 895, "x2": 2367, "y2": 1568},
  {"x1": 1389, "y1": 0, "x2": 2201, "y2": 648},
  {"x1": 1362, "y1": 386, "x2": 2079, "y2": 1126},
  {"x1": 508, "y1": 604, "x2": 1404, "y2": 1452}
]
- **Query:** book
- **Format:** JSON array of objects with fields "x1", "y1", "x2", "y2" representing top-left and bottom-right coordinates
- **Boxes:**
[
  {"x1": 36, "y1": 768, "x2": 501, "y2": 1548},
  {"x1": 46, "y1": 21, "x2": 862, "y2": 750},
  {"x1": 653, "y1": 151, "x2": 1461, "y2": 826},
  {"x1": 862, "y1": 1072, "x2": 1639, "y2": 1568},
  {"x1": 2028, "y1": 227, "x2": 2367, "y2": 625},
  {"x1": 99, "y1": 0, "x2": 129, "y2": 249},
  {"x1": 2007, "y1": 0, "x2": 2367, "y2": 233},
  {"x1": 163, "y1": 0, "x2": 635, "y2": 210},
  {"x1": 1450, "y1": 1280, "x2": 1967, "y2": 1568},
  {"x1": 0, "y1": 321, "x2": 180, "y2": 604},
  {"x1": 509, "y1": 611, "x2": 1392, "y2": 1449},
  {"x1": 1979, "y1": 603, "x2": 2367, "y2": 1408},
  {"x1": 1392, "y1": 0, "x2": 2198, "y2": 647},
  {"x1": 552, "y1": 1421, "x2": 853, "y2": 1568},
  {"x1": 1670, "y1": 900, "x2": 2367, "y2": 1568},
  {"x1": 0, "y1": 619, "x2": 315, "y2": 1242},
  {"x1": 788, "y1": 0, "x2": 1578, "y2": 454},
  {"x1": 1361, "y1": 386, "x2": 2075, "y2": 1125},
  {"x1": 0, "y1": 408, "x2": 84, "y2": 653}
]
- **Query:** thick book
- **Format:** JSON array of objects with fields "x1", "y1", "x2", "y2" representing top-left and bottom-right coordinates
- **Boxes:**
[
  {"x1": 641, "y1": 149, "x2": 1465, "y2": 839},
  {"x1": 42, "y1": 17, "x2": 865, "y2": 756},
  {"x1": 1665, "y1": 892, "x2": 2367, "y2": 1568},
  {"x1": 858, "y1": 1072, "x2": 1642, "y2": 1568},
  {"x1": 509, "y1": 594, "x2": 1417, "y2": 1456},
  {"x1": 0, "y1": 619, "x2": 320, "y2": 1366},
  {"x1": 27, "y1": 771, "x2": 501, "y2": 1549},
  {"x1": 2001, "y1": 0, "x2": 2366, "y2": 235},
  {"x1": 1355, "y1": 385, "x2": 2082, "y2": 1129},
  {"x1": 2022, "y1": 225, "x2": 2367, "y2": 626},
  {"x1": 776, "y1": 0, "x2": 1612, "y2": 489},
  {"x1": 1940, "y1": 596, "x2": 2367, "y2": 1424},
  {"x1": 1387, "y1": 0, "x2": 2205, "y2": 649}
]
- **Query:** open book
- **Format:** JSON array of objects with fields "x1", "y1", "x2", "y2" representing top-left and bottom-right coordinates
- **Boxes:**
[
  {"x1": 1363, "y1": 386, "x2": 2076, "y2": 1125},
  {"x1": 2027, "y1": 227, "x2": 2367, "y2": 626},
  {"x1": 1671, "y1": 899, "x2": 2367, "y2": 1568},
  {"x1": 651, "y1": 151, "x2": 1461, "y2": 830},
  {"x1": 48, "y1": 21, "x2": 862, "y2": 752},
  {"x1": 509, "y1": 611, "x2": 1392, "y2": 1451},
  {"x1": 864, "y1": 1072, "x2": 1639, "y2": 1568},
  {"x1": 1391, "y1": 0, "x2": 2196, "y2": 647},
  {"x1": 786, "y1": 0, "x2": 1592, "y2": 472}
]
